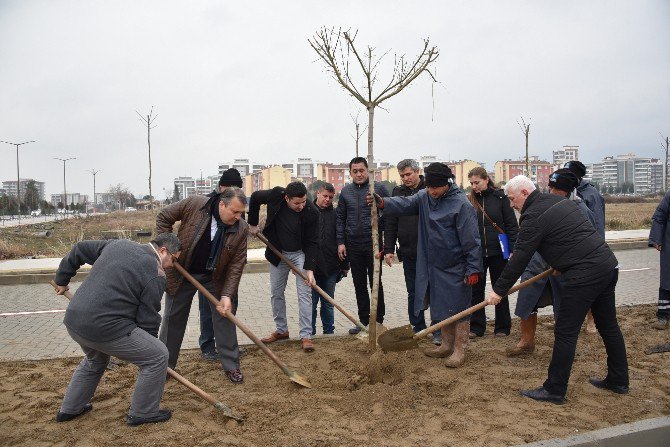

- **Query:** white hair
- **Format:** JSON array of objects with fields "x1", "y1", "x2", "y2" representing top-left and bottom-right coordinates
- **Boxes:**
[{"x1": 504, "y1": 175, "x2": 536, "y2": 195}]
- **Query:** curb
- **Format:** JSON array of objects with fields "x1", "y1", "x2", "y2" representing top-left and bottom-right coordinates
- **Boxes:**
[
  {"x1": 513, "y1": 416, "x2": 670, "y2": 447},
  {"x1": 0, "y1": 240, "x2": 651, "y2": 286}
]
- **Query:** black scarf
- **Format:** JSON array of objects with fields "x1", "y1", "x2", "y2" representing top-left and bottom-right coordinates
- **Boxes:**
[{"x1": 206, "y1": 195, "x2": 227, "y2": 271}]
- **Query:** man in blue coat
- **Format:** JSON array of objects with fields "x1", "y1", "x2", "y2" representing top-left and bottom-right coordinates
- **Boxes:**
[
  {"x1": 649, "y1": 190, "x2": 670, "y2": 330},
  {"x1": 371, "y1": 162, "x2": 482, "y2": 368}
]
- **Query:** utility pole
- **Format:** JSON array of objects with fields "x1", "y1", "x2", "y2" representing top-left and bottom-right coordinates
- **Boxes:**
[
  {"x1": 54, "y1": 157, "x2": 76, "y2": 213},
  {"x1": 87, "y1": 169, "x2": 101, "y2": 213},
  {"x1": 1, "y1": 140, "x2": 35, "y2": 224}
]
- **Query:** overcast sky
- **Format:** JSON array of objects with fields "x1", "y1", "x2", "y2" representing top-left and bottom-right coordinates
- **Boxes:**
[{"x1": 1, "y1": 0, "x2": 669, "y2": 198}]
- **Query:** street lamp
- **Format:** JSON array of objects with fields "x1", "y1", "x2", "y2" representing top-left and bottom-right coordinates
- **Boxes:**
[
  {"x1": 1, "y1": 140, "x2": 35, "y2": 224},
  {"x1": 54, "y1": 157, "x2": 76, "y2": 214},
  {"x1": 87, "y1": 169, "x2": 101, "y2": 213}
]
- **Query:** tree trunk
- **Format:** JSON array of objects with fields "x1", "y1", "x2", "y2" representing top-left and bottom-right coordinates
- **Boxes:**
[
  {"x1": 147, "y1": 116, "x2": 153, "y2": 210},
  {"x1": 355, "y1": 123, "x2": 360, "y2": 158},
  {"x1": 367, "y1": 104, "x2": 380, "y2": 350},
  {"x1": 524, "y1": 127, "x2": 530, "y2": 178}
]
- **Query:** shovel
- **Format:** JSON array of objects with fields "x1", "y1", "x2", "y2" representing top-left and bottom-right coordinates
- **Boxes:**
[
  {"x1": 255, "y1": 233, "x2": 368, "y2": 335},
  {"x1": 378, "y1": 268, "x2": 555, "y2": 352},
  {"x1": 49, "y1": 280, "x2": 243, "y2": 421},
  {"x1": 171, "y1": 261, "x2": 312, "y2": 388}
]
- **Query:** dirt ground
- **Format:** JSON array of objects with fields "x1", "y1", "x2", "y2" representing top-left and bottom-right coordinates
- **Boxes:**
[{"x1": 1, "y1": 304, "x2": 668, "y2": 447}]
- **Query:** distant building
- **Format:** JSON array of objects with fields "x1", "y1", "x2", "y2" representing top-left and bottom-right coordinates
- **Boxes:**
[
  {"x1": 51, "y1": 193, "x2": 88, "y2": 207},
  {"x1": 2, "y1": 179, "x2": 45, "y2": 201},
  {"x1": 173, "y1": 175, "x2": 221, "y2": 199},
  {"x1": 494, "y1": 156, "x2": 553, "y2": 189},
  {"x1": 243, "y1": 165, "x2": 292, "y2": 196},
  {"x1": 447, "y1": 159, "x2": 483, "y2": 189},
  {"x1": 552, "y1": 146, "x2": 579, "y2": 165},
  {"x1": 590, "y1": 153, "x2": 663, "y2": 194},
  {"x1": 218, "y1": 159, "x2": 265, "y2": 178}
]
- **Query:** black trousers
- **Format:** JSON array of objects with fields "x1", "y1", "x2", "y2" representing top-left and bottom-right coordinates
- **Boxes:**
[
  {"x1": 348, "y1": 247, "x2": 385, "y2": 326},
  {"x1": 543, "y1": 269, "x2": 628, "y2": 396},
  {"x1": 471, "y1": 255, "x2": 510, "y2": 336}
]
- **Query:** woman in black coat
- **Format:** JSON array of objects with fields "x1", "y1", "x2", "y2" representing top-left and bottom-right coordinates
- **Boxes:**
[{"x1": 467, "y1": 167, "x2": 519, "y2": 337}]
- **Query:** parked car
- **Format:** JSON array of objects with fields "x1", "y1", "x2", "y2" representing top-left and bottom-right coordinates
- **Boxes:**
[
  {"x1": 125, "y1": 207, "x2": 137, "y2": 212},
  {"x1": 30, "y1": 209, "x2": 42, "y2": 217}
]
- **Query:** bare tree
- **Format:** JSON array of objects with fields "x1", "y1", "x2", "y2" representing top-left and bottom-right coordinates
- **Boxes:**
[
  {"x1": 517, "y1": 116, "x2": 531, "y2": 177},
  {"x1": 310, "y1": 28, "x2": 439, "y2": 349},
  {"x1": 661, "y1": 133, "x2": 669, "y2": 192},
  {"x1": 137, "y1": 107, "x2": 158, "y2": 209},
  {"x1": 350, "y1": 110, "x2": 367, "y2": 158}
]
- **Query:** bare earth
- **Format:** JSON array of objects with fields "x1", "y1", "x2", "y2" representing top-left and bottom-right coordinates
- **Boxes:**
[{"x1": 1, "y1": 304, "x2": 668, "y2": 447}]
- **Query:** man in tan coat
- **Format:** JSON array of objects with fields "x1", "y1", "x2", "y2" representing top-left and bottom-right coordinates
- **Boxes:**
[{"x1": 156, "y1": 187, "x2": 248, "y2": 383}]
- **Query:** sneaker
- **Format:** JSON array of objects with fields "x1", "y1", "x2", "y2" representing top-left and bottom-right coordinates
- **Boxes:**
[
  {"x1": 301, "y1": 338, "x2": 315, "y2": 352},
  {"x1": 260, "y1": 331, "x2": 290, "y2": 343},
  {"x1": 56, "y1": 403, "x2": 93, "y2": 422},
  {"x1": 224, "y1": 369, "x2": 244, "y2": 384},
  {"x1": 201, "y1": 350, "x2": 219, "y2": 362},
  {"x1": 651, "y1": 318, "x2": 669, "y2": 330},
  {"x1": 126, "y1": 409, "x2": 172, "y2": 426}
]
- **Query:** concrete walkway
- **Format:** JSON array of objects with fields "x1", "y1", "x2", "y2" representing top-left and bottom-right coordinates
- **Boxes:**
[{"x1": 0, "y1": 247, "x2": 660, "y2": 362}]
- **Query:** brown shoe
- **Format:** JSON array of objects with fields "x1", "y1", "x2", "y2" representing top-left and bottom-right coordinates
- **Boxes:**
[
  {"x1": 224, "y1": 369, "x2": 244, "y2": 384},
  {"x1": 261, "y1": 331, "x2": 289, "y2": 343},
  {"x1": 505, "y1": 344, "x2": 535, "y2": 357},
  {"x1": 301, "y1": 338, "x2": 314, "y2": 352},
  {"x1": 506, "y1": 314, "x2": 537, "y2": 357}
]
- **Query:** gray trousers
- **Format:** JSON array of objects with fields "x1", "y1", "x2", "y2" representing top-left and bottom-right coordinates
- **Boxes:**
[
  {"x1": 269, "y1": 250, "x2": 313, "y2": 339},
  {"x1": 61, "y1": 327, "x2": 168, "y2": 418},
  {"x1": 159, "y1": 272, "x2": 239, "y2": 371}
]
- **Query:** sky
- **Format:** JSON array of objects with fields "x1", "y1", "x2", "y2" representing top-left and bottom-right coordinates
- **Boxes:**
[{"x1": 1, "y1": 0, "x2": 669, "y2": 199}]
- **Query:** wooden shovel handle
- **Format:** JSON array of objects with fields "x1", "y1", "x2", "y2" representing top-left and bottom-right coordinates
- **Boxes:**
[
  {"x1": 170, "y1": 261, "x2": 293, "y2": 376},
  {"x1": 255, "y1": 233, "x2": 366, "y2": 331},
  {"x1": 48, "y1": 280, "x2": 220, "y2": 406},
  {"x1": 414, "y1": 268, "x2": 555, "y2": 339}
]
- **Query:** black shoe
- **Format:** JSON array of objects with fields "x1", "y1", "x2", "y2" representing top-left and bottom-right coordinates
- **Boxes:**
[
  {"x1": 126, "y1": 409, "x2": 172, "y2": 426},
  {"x1": 588, "y1": 377, "x2": 629, "y2": 395},
  {"x1": 520, "y1": 387, "x2": 565, "y2": 405},
  {"x1": 224, "y1": 368, "x2": 244, "y2": 384},
  {"x1": 201, "y1": 350, "x2": 219, "y2": 362},
  {"x1": 348, "y1": 326, "x2": 362, "y2": 335},
  {"x1": 56, "y1": 403, "x2": 93, "y2": 422}
]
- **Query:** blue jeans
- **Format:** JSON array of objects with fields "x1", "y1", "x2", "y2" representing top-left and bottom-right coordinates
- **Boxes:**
[
  {"x1": 402, "y1": 257, "x2": 426, "y2": 332},
  {"x1": 311, "y1": 272, "x2": 337, "y2": 335},
  {"x1": 198, "y1": 291, "x2": 239, "y2": 354},
  {"x1": 198, "y1": 293, "x2": 215, "y2": 354}
]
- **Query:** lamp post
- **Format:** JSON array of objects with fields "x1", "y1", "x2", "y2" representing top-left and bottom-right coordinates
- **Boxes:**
[
  {"x1": 54, "y1": 157, "x2": 76, "y2": 214},
  {"x1": 87, "y1": 169, "x2": 101, "y2": 213},
  {"x1": 1, "y1": 140, "x2": 35, "y2": 224}
]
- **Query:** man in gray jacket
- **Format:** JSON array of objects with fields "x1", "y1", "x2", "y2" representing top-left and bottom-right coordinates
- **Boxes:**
[{"x1": 53, "y1": 233, "x2": 181, "y2": 426}]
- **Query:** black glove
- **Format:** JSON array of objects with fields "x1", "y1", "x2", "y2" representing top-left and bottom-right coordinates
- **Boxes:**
[{"x1": 365, "y1": 192, "x2": 384, "y2": 209}]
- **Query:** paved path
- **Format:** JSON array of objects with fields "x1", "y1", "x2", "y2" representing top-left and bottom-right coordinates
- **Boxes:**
[{"x1": 0, "y1": 248, "x2": 659, "y2": 362}]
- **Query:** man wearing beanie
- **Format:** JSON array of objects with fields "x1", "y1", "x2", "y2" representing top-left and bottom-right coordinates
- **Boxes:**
[
  {"x1": 198, "y1": 168, "x2": 246, "y2": 362},
  {"x1": 507, "y1": 168, "x2": 596, "y2": 357},
  {"x1": 564, "y1": 160, "x2": 605, "y2": 334},
  {"x1": 370, "y1": 162, "x2": 482, "y2": 368},
  {"x1": 488, "y1": 175, "x2": 628, "y2": 404}
]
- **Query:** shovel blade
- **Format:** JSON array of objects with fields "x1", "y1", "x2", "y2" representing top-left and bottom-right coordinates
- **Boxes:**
[
  {"x1": 289, "y1": 371, "x2": 312, "y2": 388},
  {"x1": 214, "y1": 402, "x2": 245, "y2": 422},
  {"x1": 377, "y1": 324, "x2": 419, "y2": 352}
]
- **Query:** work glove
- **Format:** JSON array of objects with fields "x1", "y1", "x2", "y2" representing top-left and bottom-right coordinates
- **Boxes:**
[
  {"x1": 465, "y1": 273, "x2": 479, "y2": 287},
  {"x1": 365, "y1": 192, "x2": 384, "y2": 209}
]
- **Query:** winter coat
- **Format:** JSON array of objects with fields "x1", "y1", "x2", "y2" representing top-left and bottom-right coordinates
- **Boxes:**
[
  {"x1": 247, "y1": 186, "x2": 319, "y2": 271},
  {"x1": 336, "y1": 180, "x2": 389, "y2": 250},
  {"x1": 494, "y1": 190, "x2": 617, "y2": 297},
  {"x1": 383, "y1": 176, "x2": 425, "y2": 261},
  {"x1": 515, "y1": 197, "x2": 596, "y2": 319},
  {"x1": 314, "y1": 199, "x2": 348, "y2": 277},
  {"x1": 156, "y1": 195, "x2": 248, "y2": 298},
  {"x1": 470, "y1": 187, "x2": 519, "y2": 258},
  {"x1": 649, "y1": 191, "x2": 670, "y2": 291},
  {"x1": 382, "y1": 186, "x2": 482, "y2": 321},
  {"x1": 577, "y1": 180, "x2": 605, "y2": 237}
]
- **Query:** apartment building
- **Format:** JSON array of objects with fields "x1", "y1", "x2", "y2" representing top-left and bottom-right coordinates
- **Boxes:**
[
  {"x1": 494, "y1": 156, "x2": 553, "y2": 189},
  {"x1": 2, "y1": 179, "x2": 45, "y2": 201}
]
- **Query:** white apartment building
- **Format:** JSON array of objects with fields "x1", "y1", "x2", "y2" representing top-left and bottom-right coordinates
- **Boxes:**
[
  {"x1": 2, "y1": 178, "x2": 46, "y2": 201},
  {"x1": 552, "y1": 146, "x2": 579, "y2": 165},
  {"x1": 590, "y1": 153, "x2": 663, "y2": 194}
]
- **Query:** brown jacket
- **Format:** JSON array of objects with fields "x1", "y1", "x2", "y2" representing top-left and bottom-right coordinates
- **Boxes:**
[{"x1": 155, "y1": 195, "x2": 248, "y2": 297}]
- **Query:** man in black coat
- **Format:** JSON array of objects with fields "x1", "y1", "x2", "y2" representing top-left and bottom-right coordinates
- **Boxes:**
[
  {"x1": 488, "y1": 175, "x2": 628, "y2": 404},
  {"x1": 336, "y1": 157, "x2": 389, "y2": 334},
  {"x1": 383, "y1": 159, "x2": 431, "y2": 335},
  {"x1": 248, "y1": 181, "x2": 319, "y2": 352}
]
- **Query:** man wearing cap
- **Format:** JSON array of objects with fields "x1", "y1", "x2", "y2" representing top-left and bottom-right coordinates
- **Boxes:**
[
  {"x1": 564, "y1": 160, "x2": 606, "y2": 333},
  {"x1": 507, "y1": 169, "x2": 596, "y2": 357},
  {"x1": 370, "y1": 162, "x2": 482, "y2": 368},
  {"x1": 488, "y1": 175, "x2": 628, "y2": 404},
  {"x1": 198, "y1": 168, "x2": 245, "y2": 361}
]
